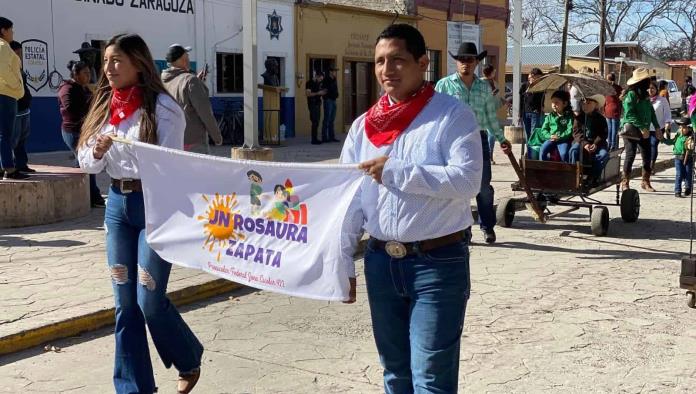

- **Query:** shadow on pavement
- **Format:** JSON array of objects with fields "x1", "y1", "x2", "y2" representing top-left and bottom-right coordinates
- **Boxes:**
[
  {"x1": 0, "y1": 235, "x2": 87, "y2": 248},
  {"x1": 0, "y1": 286, "x2": 259, "y2": 366}
]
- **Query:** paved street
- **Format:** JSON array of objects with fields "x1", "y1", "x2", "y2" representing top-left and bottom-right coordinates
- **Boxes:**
[{"x1": 2, "y1": 143, "x2": 696, "y2": 392}]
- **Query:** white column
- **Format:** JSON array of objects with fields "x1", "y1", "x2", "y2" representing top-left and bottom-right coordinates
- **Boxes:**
[
  {"x1": 243, "y1": 0, "x2": 259, "y2": 148},
  {"x1": 511, "y1": 0, "x2": 522, "y2": 127}
]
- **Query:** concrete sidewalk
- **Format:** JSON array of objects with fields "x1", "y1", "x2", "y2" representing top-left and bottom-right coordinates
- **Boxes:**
[{"x1": 0, "y1": 138, "x2": 677, "y2": 355}]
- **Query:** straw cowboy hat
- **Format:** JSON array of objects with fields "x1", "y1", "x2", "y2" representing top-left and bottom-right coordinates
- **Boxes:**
[
  {"x1": 585, "y1": 94, "x2": 605, "y2": 108},
  {"x1": 627, "y1": 67, "x2": 651, "y2": 86},
  {"x1": 448, "y1": 42, "x2": 487, "y2": 61}
]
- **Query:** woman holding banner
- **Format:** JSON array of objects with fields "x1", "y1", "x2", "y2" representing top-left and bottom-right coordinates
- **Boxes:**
[{"x1": 77, "y1": 34, "x2": 202, "y2": 394}]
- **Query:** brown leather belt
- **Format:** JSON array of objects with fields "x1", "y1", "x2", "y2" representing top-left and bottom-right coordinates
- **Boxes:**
[
  {"x1": 370, "y1": 229, "x2": 469, "y2": 259},
  {"x1": 111, "y1": 178, "x2": 142, "y2": 193}
]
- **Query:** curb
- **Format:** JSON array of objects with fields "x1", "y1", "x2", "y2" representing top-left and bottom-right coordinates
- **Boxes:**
[{"x1": 0, "y1": 239, "x2": 370, "y2": 357}]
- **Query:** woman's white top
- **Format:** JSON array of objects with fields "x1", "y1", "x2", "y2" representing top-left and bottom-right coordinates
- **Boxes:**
[
  {"x1": 651, "y1": 95, "x2": 672, "y2": 130},
  {"x1": 78, "y1": 94, "x2": 185, "y2": 180}
]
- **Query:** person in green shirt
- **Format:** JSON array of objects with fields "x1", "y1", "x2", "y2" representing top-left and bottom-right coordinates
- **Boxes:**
[
  {"x1": 535, "y1": 90, "x2": 574, "y2": 161},
  {"x1": 619, "y1": 68, "x2": 661, "y2": 192},
  {"x1": 247, "y1": 170, "x2": 264, "y2": 216},
  {"x1": 662, "y1": 117, "x2": 694, "y2": 197},
  {"x1": 435, "y1": 42, "x2": 511, "y2": 244}
]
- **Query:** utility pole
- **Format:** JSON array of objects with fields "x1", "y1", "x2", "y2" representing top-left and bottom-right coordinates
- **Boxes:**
[
  {"x1": 599, "y1": 0, "x2": 606, "y2": 76},
  {"x1": 512, "y1": 0, "x2": 522, "y2": 127},
  {"x1": 559, "y1": 0, "x2": 572, "y2": 73},
  {"x1": 242, "y1": 0, "x2": 259, "y2": 149}
]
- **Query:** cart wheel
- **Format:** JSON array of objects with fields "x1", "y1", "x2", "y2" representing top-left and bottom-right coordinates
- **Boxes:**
[
  {"x1": 688, "y1": 291, "x2": 696, "y2": 309},
  {"x1": 590, "y1": 206, "x2": 609, "y2": 236},
  {"x1": 496, "y1": 198, "x2": 515, "y2": 227},
  {"x1": 620, "y1": 189, "x2": 640, "y2": 223}
]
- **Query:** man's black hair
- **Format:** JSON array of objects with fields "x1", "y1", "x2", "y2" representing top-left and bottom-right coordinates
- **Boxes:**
[
  {"x1": 551, "y1": 90, "x2": 570, "y2": 103},
  {"x1": 607, "y1": 72, "x2": 616, "y2": 82},
  {"x1": 375, "y1": 24, "x2": 426, "y2": 61},
  {"x1": 530, "y1": 68, "x2": 543, "y2": 76},
  {"x1": 10, "y1": 40, "x2": 21, "y2": 51},
  {"x1": 482, "y1": 64, "x2": 495, "y2": 77},
  {"x1": 0, "y1": 17, "x2": 12, "y2": 32}
]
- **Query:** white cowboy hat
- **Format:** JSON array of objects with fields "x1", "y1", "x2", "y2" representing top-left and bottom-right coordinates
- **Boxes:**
[
  {"x1": 627, "y1": 68, "x2": 652, "y2": 86},
  {"x1": 585, "y1": 94, "x2": 605, "y2": 108}
]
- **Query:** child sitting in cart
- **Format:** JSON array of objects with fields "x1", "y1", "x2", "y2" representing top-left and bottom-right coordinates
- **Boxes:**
[
  {"x1": 569, "y1": 94, "x2": 609, "y2": 183},
  {"x1": 662, "y1": 117, "x2": 694, "y2": 197},
  {"x1": 528, "y1": 90, "x2": 575, "y2": 161}
]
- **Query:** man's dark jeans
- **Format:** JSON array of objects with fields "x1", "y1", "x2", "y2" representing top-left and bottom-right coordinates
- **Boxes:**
[
  {"x1": 308, "y1": 103, "x2": 321, "y2": 142},
  {"x1": 476, "y1": 130, "x2": 495, "y2": 232},
  {"x1": 322, "y1": 99, "x2": 337, "y2": 141}
]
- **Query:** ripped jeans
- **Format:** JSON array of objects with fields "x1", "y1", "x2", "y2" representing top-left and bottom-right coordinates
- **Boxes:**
[{"x1": 105, "y1": 186, "x2": 203, "y2": 394}]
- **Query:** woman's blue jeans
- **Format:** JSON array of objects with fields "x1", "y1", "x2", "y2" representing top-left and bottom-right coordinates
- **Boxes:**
[
  {"x1": 364, "y1": 235, "x2": 471, "y2": 394},
  {"x1": 105, "y1": 188, "x2": 203, "y2": 394},
  {"x1": 540, "y1": 140, "x2": 570, "y2": 162},
  {"x1": 606, "y1": 118, "x2": 620, "y2": 150},
  {"x1": 0, "y1": 94, "x2": 18, "y2": 170},
  {"x1": 649, "y1": 130, "x2": 660, "y2": 167},
  {"x1": 61, "y1": 130, "x2": 103, "y2": 202}
]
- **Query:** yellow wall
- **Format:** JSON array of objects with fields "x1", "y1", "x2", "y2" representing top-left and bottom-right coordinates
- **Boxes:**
[
  {"x1": 294, "y1": 5, "x2": 415, "y2": 138},
  {"x1": 416, "y1": 4, "x2": 509, "y2": 99}
]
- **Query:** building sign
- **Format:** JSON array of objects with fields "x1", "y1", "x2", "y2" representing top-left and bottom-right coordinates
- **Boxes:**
[
  {"x1": 446, "y1": 22, "x2": 481, "y2": 75},
  {"x1": 21, "y1": 39, "x2": 49, "y2": 92},
  {"x1": 266, "y1": 10, "x2": 283, "y2": 40},
  {"x1": 73, "y1": 0, "x2": 195, "y2": 14},
  {"x1": 345, "y1": 33, "x2": 373, "y2": 58}
]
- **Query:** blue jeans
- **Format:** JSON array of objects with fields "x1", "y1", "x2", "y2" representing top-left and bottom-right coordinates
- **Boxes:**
[
  {"x1": 364, "y1": 235, "x2": 471, "y2": 394},
  {"x1": 523, "y1": 112, "x2": 541, "y2": 140},
  {"x1": 606, "y1": 118, "x2": 620, "y2": 150},
  {"x1": 13, "y1": 110, "x2": 31, "y2": 170},
  {"x1": 569, "y1": 143, "x2": 608, "y2": 178},
  {"x1": 62, "y1": 130, "x2": 103, "y2": 203},
  {"x1": 0, "y1": 94, "x2": 18, "y2": 170},
  {"x1": 649, "y1": 130, "x2": 660, "y2": 167},
  {"x1": 105, "y1": 188, "x2": 203, "y2": 394},
  {"x1": 477, "y1": 130, "x2": 495, "y2": 231},
  {"x1": 322, "y1": 99, "x2": 337, "y2": 141},
  {"x1": 540, "y1": 140, "x2": 570, "y2": 162},
  {"x1": 486, "y1": 130, "x2": 496, "y2": 160},
  {"x1": 675, "y1": 156, "x2": 693, "y2": 194}
]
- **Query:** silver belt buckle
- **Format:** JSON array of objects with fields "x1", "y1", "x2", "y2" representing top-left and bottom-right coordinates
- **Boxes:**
[
  {"x1": 385, "y1": 241, "x2": 408, "y2": 259},
  {"x1": 119, "y1": 178, "x2": 133, "y2": 194}
]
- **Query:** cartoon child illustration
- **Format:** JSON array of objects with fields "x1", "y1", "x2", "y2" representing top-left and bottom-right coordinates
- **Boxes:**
[
  {"x1": 266, "y1": 184, "x2": 296, "y2": 222},
  {"x1": 247, "y1": 170, "x2": 263, "y2": 216}
]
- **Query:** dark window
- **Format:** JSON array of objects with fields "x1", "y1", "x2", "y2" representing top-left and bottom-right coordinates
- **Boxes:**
[
  {"x1": 308, "y1": 57, "x2": 335, "y2": 80},
  {"x1": 216, "y1": 52, "x2": 243, "y2": 93},
  {"x1": 424, "y1": 49, "x2": 441, "y2": 83}
]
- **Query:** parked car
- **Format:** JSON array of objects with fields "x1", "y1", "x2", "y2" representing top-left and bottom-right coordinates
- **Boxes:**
[{"x1": 658, "y1": 79, "x2": 682, "y2": 113}]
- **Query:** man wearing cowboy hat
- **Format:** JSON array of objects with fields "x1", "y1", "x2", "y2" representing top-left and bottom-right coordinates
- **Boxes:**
[
  {"x1": 569, "y1": 94, "x2": 609, "y2": 183},
  {"x1": 435, "y1": 42, "x2": 511, "y2": 244},
  {"x1": 73, "y1": 42, "x2": 100, "y2": 84}
]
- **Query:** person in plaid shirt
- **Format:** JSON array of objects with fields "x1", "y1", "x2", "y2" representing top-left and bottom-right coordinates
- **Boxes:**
[{"x1": 435, "y1": 42, "x2": 511, "y2": 244}]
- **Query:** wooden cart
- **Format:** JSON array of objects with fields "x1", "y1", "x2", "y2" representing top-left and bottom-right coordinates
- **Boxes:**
[{"x1": 496, "y1": 148, "x2": 640, "y2": 236}]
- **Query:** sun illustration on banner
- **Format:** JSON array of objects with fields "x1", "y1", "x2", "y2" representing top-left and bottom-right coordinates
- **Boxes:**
[{"x1": 197, "y1": 193, "x2": 245, "y2": 262}]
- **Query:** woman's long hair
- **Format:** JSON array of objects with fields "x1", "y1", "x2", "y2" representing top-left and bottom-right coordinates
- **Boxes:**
[
  {"x1": 625, "y1": 78, "x2": 651, "y2": 101},
  {"x1": 78, "y1": 34, "x2": 170, "y2": 147}
]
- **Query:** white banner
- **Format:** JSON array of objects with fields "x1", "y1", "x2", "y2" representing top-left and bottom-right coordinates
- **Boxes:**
[
  {"x1": 131, "y1": 142, "x2": 363, "y2": 301},
  {"x1": 446, "y1": 22, "x2": 482, "y2": 76}
]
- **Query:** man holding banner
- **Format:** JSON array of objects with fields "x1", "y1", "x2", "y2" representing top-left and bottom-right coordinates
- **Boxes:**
[{"x1": 340, "y1": 24, "x2": 482, "y2": 393}]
